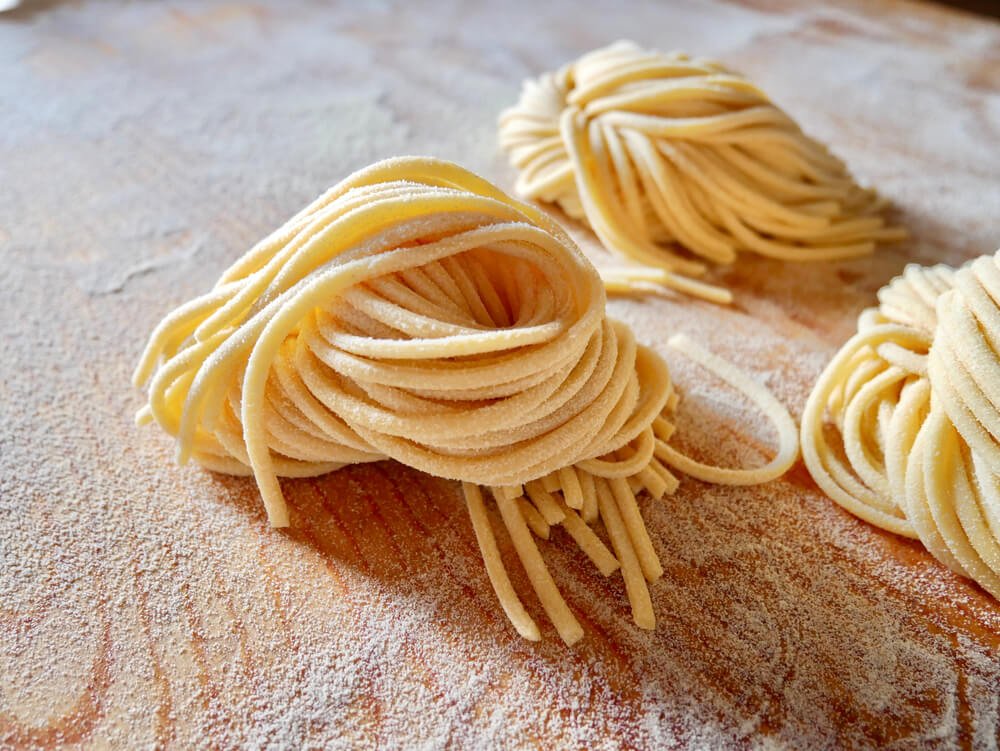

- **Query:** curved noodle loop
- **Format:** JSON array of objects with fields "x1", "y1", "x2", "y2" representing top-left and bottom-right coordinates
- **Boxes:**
[
  {"x1": 802, "y1": 250, "x2": 1000, "y2": 598},
  {"x1": 499, "y1": 41, "x2": 904, "y2": 300},
  {"x1": 135, "y1": 157, "x2": 798, "y2": 643}
]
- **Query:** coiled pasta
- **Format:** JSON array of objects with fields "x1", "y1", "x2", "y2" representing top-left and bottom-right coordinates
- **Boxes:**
[
  {"x1": 499, "y1": 41, "x2": 904, "y2": 301},
  {"x1": 134, "y1": 157, "x2": 798, "y2": 642},
  {"x1": 802, "y1": 250, "x2": 1000, "y2": 598}
]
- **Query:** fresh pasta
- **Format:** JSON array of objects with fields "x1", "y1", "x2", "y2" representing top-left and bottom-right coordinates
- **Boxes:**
[
  {"x1": 134, "y1": 156, "x2": 799, "y2": 643},
  {"x1": 801, "y1": 250, "x2": 1000, "y2": 599},
  {"x1": 499, "y1": 41, "x2": 904, "y2": 301}
]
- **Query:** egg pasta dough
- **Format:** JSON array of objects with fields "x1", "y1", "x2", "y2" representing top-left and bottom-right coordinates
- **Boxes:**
[
  {"x1": 134, "y1": 157, "x2": 798, "y2": 643},
  {"x1": 802, "y1": 250, "x2": 1000, "y2": 599},
  {"x1": 500, "y1": 41, "x2": 904, "y2": 301}
]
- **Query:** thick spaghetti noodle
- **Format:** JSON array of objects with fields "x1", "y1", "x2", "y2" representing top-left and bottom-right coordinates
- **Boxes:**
[
  {"x1": 802, "y1": 250, "x2": 1000, "y2": 599},
  {"x1": 134, "y1": 157, "x2": 798, "y2": 643},
  {"x1": 499, "y1": 41, "x2": 904, "y2": 301}
]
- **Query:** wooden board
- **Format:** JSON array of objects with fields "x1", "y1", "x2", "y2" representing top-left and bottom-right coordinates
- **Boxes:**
[{"x1": 2, "y1": 1, "x2": 998, "y2": 748}]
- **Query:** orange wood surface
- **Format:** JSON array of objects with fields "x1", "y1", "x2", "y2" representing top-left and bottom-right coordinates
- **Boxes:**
[{"x1": 1, "y1": 1, "x2": 998, "y2": 748}]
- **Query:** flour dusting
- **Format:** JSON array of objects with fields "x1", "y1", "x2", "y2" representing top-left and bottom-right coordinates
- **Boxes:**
[{"x1": 2, "y1": 0, "x2": 999, "y2": 748}]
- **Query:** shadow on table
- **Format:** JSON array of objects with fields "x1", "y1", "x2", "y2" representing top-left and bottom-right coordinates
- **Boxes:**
[{"x1": 205, "y1": 454, "x2": 1000, "y2": 746}]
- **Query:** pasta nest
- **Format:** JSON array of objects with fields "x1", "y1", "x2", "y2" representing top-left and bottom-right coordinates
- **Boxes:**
[
  {"x1": 134, "y1": 157, "x2": 674, "y2": 521},
  {"x1": 134, "y1": 157, "x2": 798, "y2": 642},
  {"x1": 499, "y1": 41, "x2": 904, "y2": 299},
  {"x1": 802, "y1": 250, "x2": 1000, "y2": 598}
]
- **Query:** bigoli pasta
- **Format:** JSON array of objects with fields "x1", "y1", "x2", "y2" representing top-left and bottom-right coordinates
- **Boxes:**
[
  {"x1": 134, "y1": 157, "x2": 799, "y2": 643},
  {"x1": 801, "y1": 250, "x2": 1000, "y2": 599},
  {"x1": 499, "y1": 41, "x2": 904, "y2": 301}
]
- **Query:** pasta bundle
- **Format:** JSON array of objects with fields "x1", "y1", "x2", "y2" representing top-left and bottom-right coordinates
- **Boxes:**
[
  {"x1": 499, "y1": 41, "x2": 904, "y2": 301},
  {"x1": 134, "y1": 157, "x2": 798, "y2": 643},
  {"x1": 802, "y1": 250, "x2": 1000, "y2": 598}
]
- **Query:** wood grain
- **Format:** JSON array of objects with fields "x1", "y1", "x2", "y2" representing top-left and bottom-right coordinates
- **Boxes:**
[{"x1": 1, "y1": 1, "x2": 998, "y2": 748}]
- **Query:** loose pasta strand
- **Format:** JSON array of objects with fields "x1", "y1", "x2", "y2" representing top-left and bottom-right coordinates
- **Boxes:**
[{"x1": 463, "y1": 483, "x2": 541, "y2": 641}]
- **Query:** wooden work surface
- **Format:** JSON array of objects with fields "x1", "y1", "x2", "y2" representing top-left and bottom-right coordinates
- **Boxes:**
[{"x1": 2, "y1": 1, "x2": 999, "y2": 748}]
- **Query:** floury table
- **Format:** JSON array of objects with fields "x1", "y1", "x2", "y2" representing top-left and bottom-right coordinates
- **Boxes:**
[{"x1": 1, "y1": 1, "x2": 998, "y2": 747}]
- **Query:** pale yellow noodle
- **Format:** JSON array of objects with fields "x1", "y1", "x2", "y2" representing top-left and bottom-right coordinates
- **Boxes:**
[
  {"x1": 135, "y1": 156, "x2": 798, "y2": 643},
  {"x1": 801, "y1": 250, "x2": 1000, "y2": 598},
  {"x1": 499, "y1": 41, "x2": 903, "y2": 301}
]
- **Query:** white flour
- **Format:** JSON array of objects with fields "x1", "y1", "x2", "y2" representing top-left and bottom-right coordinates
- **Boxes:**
[{"x1": 1, "y1": 0, "x2": 998, "y2": 748}]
